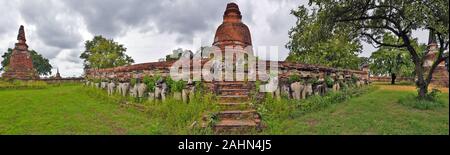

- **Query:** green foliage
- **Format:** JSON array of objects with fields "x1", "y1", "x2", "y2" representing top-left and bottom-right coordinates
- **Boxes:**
[
  {"x1": 399, "y1": 89, "x2": 445, "y2": 110},
  {"x1": 306, "y1": 77, "x2": 319, "y2": 84},
  {"x1": 288, "y1": 74, "x2": 301, "y2": 83},
  {"x1": 143, "y1": 75, "x2": 158, "y2": 92},
  {"x1": 369, "y1": 34, "x2": 418, "y2": 78},
  {"x1": 130, "y1": 78, "x2": 137, "y2": 86},
  {"x1": 1, "y1": 48, "x2": 53, "y2": 75},
  {"x1": 351, "y1": 75, "x2": 359, "y2": 83},
  {"x1": 164, "y1": 76, "x2": 186, "y2": 93},
  {"x1": 171, "y1": 80, "x2": 186, "y2": 93},
  {"x1": 286, "y1": 6, "x2": 362, "y2": 70},
  {"x1": 194, "y1": 81, "x2": 205, "y2": 92},
  {"x1": 324, "y1": 75, "x2": 334, "y2": 88},
  {"x1": 80, "y1": 36, "x2": 134, "y2": 69}
]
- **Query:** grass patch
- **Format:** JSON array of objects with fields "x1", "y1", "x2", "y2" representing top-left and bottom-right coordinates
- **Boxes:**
[{"x1": 398, "y1": 89, "x2": 446, "y2": 110}]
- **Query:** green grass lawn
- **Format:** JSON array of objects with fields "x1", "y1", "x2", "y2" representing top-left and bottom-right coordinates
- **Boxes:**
[
  {"x1": 0, "y1": 84, "x2": 216, "y2": 135},
  {"x1": 0, "y1": 84, "x2": 448, "y2": 135},
  {"x1": 261, "y1": 85, "x2": 449, "y2": 135}
]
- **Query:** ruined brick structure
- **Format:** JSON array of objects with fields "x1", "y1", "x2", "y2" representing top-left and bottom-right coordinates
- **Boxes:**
[
  {"x1": 213, "y1": 3, "x2": 252, "y2": 55},
  {"x1": 85, "y1": 3, "x2": 369, "y2": 133},
  {"x1": 2, "y1": 25, "x2": 39, "y2": 80},
  {"x1": 423, "y1": 31, "x2": 449, "y2": 88}
]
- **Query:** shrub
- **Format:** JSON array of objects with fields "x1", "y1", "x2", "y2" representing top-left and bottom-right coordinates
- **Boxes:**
[
  {"x1": 325, "y1": 75, "x2": 334, "y2": 88},
  {"x1": 288, "y1": 74, "x2": 301, "y2": 83},
  {"x1": 351, "y1": 74, "x2": 359, "y2": 83},
  {"x1": 130, "y1": 78, "x2": 137, "y2": 86},
  {"x1": 170, "y1": 79, "x2": 186, "y2": 93},
  {"x1": 306, "y1": 77, "x2": 319, "y2": 85},
  {"x1": 143, "y1": 75, "x2": 157, "y2": 92}
]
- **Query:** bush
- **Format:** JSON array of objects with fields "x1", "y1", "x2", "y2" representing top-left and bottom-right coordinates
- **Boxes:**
[
  {"x1": 130, "y1": 78, "x2": 137, "y2": 86},
  {"x1": 143, "y1": 75, "x2": 158, "y2": 92},
  {"x1": 324, "y1": 76, "x2": 334, "y2": 88},
  {"x1": 398, "y1": 89, "x2": 445, "y2": 110},
  {"x1": 288, "y1": 74, "x2": 301, "y2": 83},
  {"x1": 170, "y1": 79, "x2": 186, "y2": 93}
]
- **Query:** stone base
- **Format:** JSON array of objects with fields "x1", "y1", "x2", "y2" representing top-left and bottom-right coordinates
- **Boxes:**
[
  {"x1": 2, "y1": 70, "x2": 39, "y2": 80},
  {"x1": 429, "y1": 66, "x2": 449, "y2": 88}
]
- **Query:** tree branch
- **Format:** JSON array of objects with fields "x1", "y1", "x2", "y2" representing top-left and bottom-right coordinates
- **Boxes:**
[{"x1": 361, "y1": 33, "x2": 406, "y2": 48}]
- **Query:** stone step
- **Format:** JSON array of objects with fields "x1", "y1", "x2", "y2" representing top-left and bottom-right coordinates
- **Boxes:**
[
  {"x1": 218, "y1": 88, "x2": 250, "y2": 95},
  {"x1": 217, "y1": 110, "x2": 258, "y2": 120},
  {"x1": 218, "y1": 84, "x2": 251, "y2": 90},
  {"x1": 218, "y1": 95, "x2": 249, "y2": 103},
  {"x1": 218, "y1": 102, "x2": 251, "y2": 110},
  {"x1": 213, "y1": 119, "x2": 260, "y2": 133}
]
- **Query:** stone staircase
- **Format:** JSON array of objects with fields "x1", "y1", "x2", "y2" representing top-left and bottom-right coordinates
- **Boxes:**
[{"x1": 212, "y1": 81, "x2": 262, "y2": 134}]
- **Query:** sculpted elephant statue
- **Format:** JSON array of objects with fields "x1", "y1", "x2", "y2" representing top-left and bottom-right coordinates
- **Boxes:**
[
  {"x1": 107, "y1": 82, "x2": 116, "y2": 96},
  {"x1": 137, "y1": 83, "x2": 147, "y2": 98},
  {"x1": 120, "y1": 83, "x2": 130, "y2": 97},
  {"x1": 290, "y1": 82, "x2": 303, "y2": 100},
  {"x1": 281, "y1": 84, "x2": 291, "y2": 99},
  {"x1": 101, "y1": 82, "x2": 108, "y2": 89},
  {"x1": 130, "y1": 84, "x2": 138, "y2": 98}
]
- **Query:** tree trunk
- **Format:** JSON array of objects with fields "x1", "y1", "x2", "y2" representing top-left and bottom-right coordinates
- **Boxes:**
[
  {"x1": 414, "y1": 61, "x2": 428, "y2": 99},
  {"x1": 391, "y1": 73, "x2": 396, "y2": 85},
  {"x1": 418, "y1": 82, "x2": 428, "y2": 98}
]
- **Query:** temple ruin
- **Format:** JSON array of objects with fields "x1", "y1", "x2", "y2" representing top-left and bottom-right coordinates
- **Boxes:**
[
  {"x1": 423, "y1": 30, "x2": 449, "y2": 87},
  {"x1": 85, "y1": 3, "x2": 370, "y2": 132},
  {"x1": 2, "y1": 25, "x2": 39, "y2": 80}
]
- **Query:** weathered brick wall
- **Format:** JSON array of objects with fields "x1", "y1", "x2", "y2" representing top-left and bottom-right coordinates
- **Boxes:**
[
  {"x1": 85, "y1": 60, "x2": 369, "y2": 91},
  {"x1": 41, "y1": 77, "x2": 84, "y2": 84}
]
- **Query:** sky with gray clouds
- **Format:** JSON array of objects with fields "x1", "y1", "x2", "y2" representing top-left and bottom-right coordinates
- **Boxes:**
[{"x1": 0, "y1": 0, "x2": 430, "y2": 77}]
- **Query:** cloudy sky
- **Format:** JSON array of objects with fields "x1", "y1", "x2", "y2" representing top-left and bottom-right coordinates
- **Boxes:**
[{"x1": 0, "y1": 0, "x2": 429, "y2": 77}]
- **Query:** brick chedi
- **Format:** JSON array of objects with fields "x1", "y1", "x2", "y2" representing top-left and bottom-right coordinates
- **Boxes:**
[
  {"x1": 2, "y1": 25, "x2": 39, "y2": 80},
  {"x1": 423, "y1": 30, "x2": 449, "y2": 87},
  {"x1": 213, "y1": 2, "x2": 252, "y2": 54}
]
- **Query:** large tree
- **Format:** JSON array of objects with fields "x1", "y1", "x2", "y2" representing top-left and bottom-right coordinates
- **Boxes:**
[
  {"x1": 1, "y1": 48, "x2": 53, "y2": 76},
  {"x1": 288, "y1": 0, "x2": 449, "y2": 98},
  {"x1": 370, "y1": 34, "x2": 423, "y2": 84},
  {"x1": 80, "y1": 36, "x2": 134, "y2": 69},
  {"x1": 286, "y1": 9, "x2": 362, "y2": 70}
]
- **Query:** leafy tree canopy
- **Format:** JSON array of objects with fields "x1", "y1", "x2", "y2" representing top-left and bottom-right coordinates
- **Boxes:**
[
  {"x1": 370, "y1": 34, "x2": 424, "y2": 79},
  {"x1": 286, "y1": 5, "x2": 362, "y2": 70},
  {"x1": 80, "y1": 36, "x2": 134, "y2": 69}
]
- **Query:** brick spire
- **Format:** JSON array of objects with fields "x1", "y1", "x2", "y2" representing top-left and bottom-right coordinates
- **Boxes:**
[
  {"x1": 223, "y1": 2, "x2": 242, "y2": 23},
  {"x1": 17, "y1": 25, "x2": 26, "y2": 42}
]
